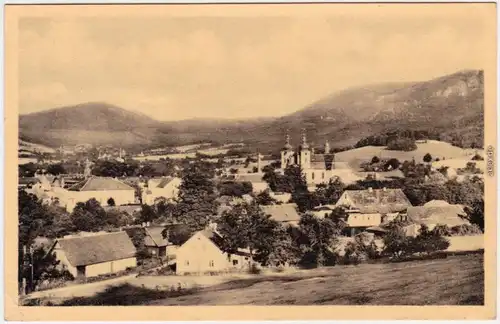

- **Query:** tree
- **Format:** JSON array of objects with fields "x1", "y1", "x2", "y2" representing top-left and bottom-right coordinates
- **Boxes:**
[
  {"x1": 313, "y1": 177, "x2": 345, "y2": 206},
  {"x1": 216, "y1": 202, "x2": 294, "y2": 265},
  {"x1": 173, "y1": 161, "x2": 219, "y2": 233},
  {"x1": 464, "y1": 198, "x2": 484, "y2": 232},
  {"x1": 47, "y1": 163, "x2": 66, "y2": 176},
  {"x1": 423, "y1": 153, "x2": 433, "y2": 163},
  {"x1": 387, "y1": 137, "x2": 417, "y2": 151},
  {"x1": 19, "y1": 246, "x2": 65, "y2": 294},
  {"x1": 217, "y1": 181, "x2": 253, "y2": 197},
  {"x1": 382, "y1": 224, "x2": 414, "y2": 260},
  {"x1": 162, "y1": 224, "x2": 193, "y2": 246},
  {"x1": 298, "y1": 214, "x2": 342, "y2": 267},
  {"x1": 412, "y1": 225, "x2": 450, "y2": 256},
  {"x1": 70, "y1": 198, "x2": 107, "y2": 232},
  {"x1": 107, "y1": 197, "x2": 116, "y2": 207},
  {"x1": 18, "y1": 190, "x2": 54, "y2": 247},
  {"x1": 384, "y1": 158, "x2": 401, "y2": 171},
  {"x1": 255, "y1": 189, "x2": 277, "y2": 206},
  {"x1": 137, "y1": 204, "x2": 158, "y2": 224},
  {"x1": 371, "y1": 156, "x2": 380, "y2": 164}
]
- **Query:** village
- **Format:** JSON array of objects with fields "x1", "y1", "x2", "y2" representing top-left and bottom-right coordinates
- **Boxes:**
[{"x1": 18, "y1": 131, "x2": 485, "y2": 306}]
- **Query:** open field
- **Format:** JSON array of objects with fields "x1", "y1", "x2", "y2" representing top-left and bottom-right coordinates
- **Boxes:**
[
  {"x1": 336, "y1": 140, "x2": 477, "y2": 170},
  {"x1": 31, "y1": 253, "x2": 483, "y2": 306}
]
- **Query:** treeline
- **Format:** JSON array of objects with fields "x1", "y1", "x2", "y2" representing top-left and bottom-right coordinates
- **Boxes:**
[{"x1": 354, "y1": 129, "x2": 483, "y2": 149}]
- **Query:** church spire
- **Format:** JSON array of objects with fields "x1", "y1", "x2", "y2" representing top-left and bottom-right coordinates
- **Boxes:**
[
  {"x1": 301, "y1": 129, "x2": 309, "y2": 150},
  {"x1": 283, "y1": 131, "x2": 292, "y2": 151}
]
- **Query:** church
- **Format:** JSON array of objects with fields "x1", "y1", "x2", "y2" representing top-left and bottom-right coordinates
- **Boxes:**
[{"x1": 280, "y1": 132, "x2": 343, "y2": 186}]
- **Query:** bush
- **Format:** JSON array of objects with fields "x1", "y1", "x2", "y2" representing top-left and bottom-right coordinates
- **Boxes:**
[
  {"x1": 449, "y1": 224, "x2": 483, "y2": 236},
  {"x1": 411, "y1": 225, "x2": 450, "y2": 256},
  {"x1": 472, "y1": 154, "x2": 484, "y2": 161},
  {"x1": 371, "y1": 156, "x2": 380, "y2": 164},
  {"x1": 343, "y1": 232, "x2": 381, "y2": 265},
  {"x1": 387, "y1": 138, "x2": 417, "y2": 152},
  {"x1": 423, "y1": 153, "x2": 433, "y2": 163},
  {"x1": 384, "y1": 158, "x2": 401, "y2": 171}
]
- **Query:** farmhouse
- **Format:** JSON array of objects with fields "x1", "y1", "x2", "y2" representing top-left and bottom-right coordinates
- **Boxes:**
[
  {"x1": 49, "y1": 231, "x2": 137, "y2": 279},
  {"x1": 404, "y1": 200, "x2": 470, "y2": 236},
  {"x1": 175, "y1": 229, "x2": 251, "y2": 275},
  {"x1": 63, "y1": 176, "x2": 136, "y2": 212},
  {"x1": 260, "y1": 203, "x2": 301, "y2": 226},
  {"x1": 335, "y1": 188, "x2": 412, "y2": 236},
  {"x1": 142, "y1": 177, "x2": 181, "y2": 205}
]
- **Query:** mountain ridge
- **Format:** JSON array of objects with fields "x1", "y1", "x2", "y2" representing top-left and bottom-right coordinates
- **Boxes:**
[{"x1": 19, "y1": 69, "x2": 484, "y2": 152}]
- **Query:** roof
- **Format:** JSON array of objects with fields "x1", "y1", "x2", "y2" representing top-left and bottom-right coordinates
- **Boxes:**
[
  {"x1": 234, "y1": 173, "x2": 265, "y2": 183},
  {"x1": 19, "y1": 177, "x2": 40, "y2": 185},
  {"x1": 407, "y1": 204, "x2": 468, "y2": 227},
  {"x1": 310, "y1": 154, "x2": 335, "y2": 170},
  {"x1": 144, "y1": 226, "x2": 170, "y2": 247},
  {"x1": 54, "y1": 231, "x2": 137, "y2": 267},
  {"x1": 68, "y1": 176, "x2": 134, "y2": 191},
  {"x1": 260, "y1": 203, "x2": 301, "y2": 223},
  {"x1": 340, "y1": 188, "x2": 412, "y2": 214},
  {"x1": 197, "y1": 229, "x2": 251, "y2": 256}
]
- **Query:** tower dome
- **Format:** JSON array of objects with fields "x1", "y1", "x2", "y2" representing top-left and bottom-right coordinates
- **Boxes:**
[
  {"x1": 283, "y1": 134, "x2": 293, "y2": 151},
  {"x1": 300, "y1": 131, "x2": 310, "y2": 150}
]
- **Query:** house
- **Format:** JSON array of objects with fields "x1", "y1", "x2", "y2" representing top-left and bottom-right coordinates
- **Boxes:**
[
  {"x1": 142, "y1": 177, "x2": 182, "y2": 205},
  {"x1": 260, "y1": 203, "x2": 302, "y2": 226},
  {"x1": 335, "y1": 188, "x2": 412, "y2": 236},
  {"x1": 143, "y1": 226, "x2": 178, "y2": 258},
  {"x1": 404, "y1": 200, "x2": 470, "y2": 236},
  {"x1": 175, "y1": 229, "x2": 251, "y2": 275},
  {"x1": 231, "y1": 173, "x2": 269, "y2": 193},
  {"x1": 62, "y1": 176, "x2": 136, "y2": 212},
  {"x1": 310, "y1": 204, "x2": 337, "y2": 218},
  {"x1": 49, "y1": 231, "x2": 137, "y2": 278}
]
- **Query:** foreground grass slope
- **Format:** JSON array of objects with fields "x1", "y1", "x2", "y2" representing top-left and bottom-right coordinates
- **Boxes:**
[{"x1": 52, "y1": 253, "x2": 483, "y2": 306}]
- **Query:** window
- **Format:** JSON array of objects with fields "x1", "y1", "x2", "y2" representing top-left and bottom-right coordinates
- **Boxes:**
[
  {"x1": 312, "y1": 172, "x2": 315, "y2": 180},
  {"x1": 233, "y1": 260, "x2": 239, "y2": 266},
  {"x1": 185, "y1": 260, "x2": 189, "y2": 266},
  {"x1": 209, "y1": 260, "x2": 214, "y2": 267},
  {"x1": 322, "y1": 172, "x2": 325, "y2": 179}
]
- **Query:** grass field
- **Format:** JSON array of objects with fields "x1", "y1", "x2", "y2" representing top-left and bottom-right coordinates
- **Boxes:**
[
  {"x1": 336, "y1": 140, "x2": 476, "y2": 170},
  {"x1": 49, "y1": 253, "x2": 483, "y2": 306}
]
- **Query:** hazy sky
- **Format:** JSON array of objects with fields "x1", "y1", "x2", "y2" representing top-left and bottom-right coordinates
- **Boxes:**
[{"x1": 18, "y1": 5, "x2": 491, "y2": 120}]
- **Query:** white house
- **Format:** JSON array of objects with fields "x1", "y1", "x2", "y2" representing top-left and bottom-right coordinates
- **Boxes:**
[
  {"x1": 335, "y1": 188, "x2": 412, "y2": 236},
  {"x1": 142, "y1": 177, "x2": 181, "y2": 205},
  {"x1": 175, "y1": 229, "x2": 251, "y2": 275},
  {"x1": 49, "y1": 231, "x2": 137, "y2": 278},
  {"x1": 61, "y1": 176, "x2": 136, "y2": 212}
]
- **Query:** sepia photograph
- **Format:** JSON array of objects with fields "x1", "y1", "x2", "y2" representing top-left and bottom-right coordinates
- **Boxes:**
[{"x1": 3, "y1": 2, "x2": 497, "y2": 321}]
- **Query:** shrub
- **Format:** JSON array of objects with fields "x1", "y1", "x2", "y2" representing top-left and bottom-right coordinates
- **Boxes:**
[
  {"x1": 449, "y1": 224, "x2": 483, "y2": 236},
  {"x1": 343, "y1": 232, "x2": 381, "y2": 264},
  {"x1": 423, "y1": 153, "x2": 433, "y2": 163},
  {"x1": 472, "y1": 154, "x2": 484, "y2": 161},
  {"x1": 411, "y1": 225, "x2": 450, "y2": 256},
  {"x1": 387, "y1": 138, "x2": 417, "y2": 152},
  {"x1": 371, "y1": 156, "x2": 380, "y2": 164}
]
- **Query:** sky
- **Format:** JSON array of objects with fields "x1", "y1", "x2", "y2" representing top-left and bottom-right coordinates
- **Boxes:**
[{"x1": 18, "y1": 5, "x2": 492, "y2": 121}]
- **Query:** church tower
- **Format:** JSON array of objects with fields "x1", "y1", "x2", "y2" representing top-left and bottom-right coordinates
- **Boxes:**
[
  {"x1": 299, "y1": 130, "x2": 311, "y2": 170},
  {"x1": 281, "y1": 133, "x2": 294, "y2": 169},
  {"x1": 324, "y1": 140, "x2": 330, "y2": 154},
  {"x1": 83, "y1": 158, "x2": 92, "y2": 178}
]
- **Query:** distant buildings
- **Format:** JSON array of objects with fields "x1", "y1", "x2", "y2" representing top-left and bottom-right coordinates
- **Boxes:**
[
  {"x1": 141, "y1": 177, "x2": 181, "y2": 205},
  {"x1": 49, "y1": 231, "x2": 137, "y2": 279},
  {"x1": 260, "y1": 203, "x2": 302, "y2": 226}
]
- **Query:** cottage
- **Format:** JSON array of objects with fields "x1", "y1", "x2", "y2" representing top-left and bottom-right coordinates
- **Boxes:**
[
  {"x1": 49, "y1": 231, "x2": 137, "y2": 279},
  {"x1": 335, "y1": 187, "x2": 412, "y2": 236},
  {"x1": 232, "y1": 173, "x2": 269, "y2": 193},
  {"x1": 142, "y1": 177, "x2": 181, "y2": 205},
  {"x1": 260, "y1": 203, "x2": 301, "y2": 226},
  {"x1": 143, "y1": 226, "x2": 178, "y2": 258},
  {"x1": 404, "y1": 200, "x2": 469, "y2": 236},
  {"x1": 175, "y1": 229, "x2": 251, "y2": 275}
]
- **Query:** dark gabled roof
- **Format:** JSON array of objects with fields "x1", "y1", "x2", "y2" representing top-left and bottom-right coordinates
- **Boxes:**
[
  {"x1": 144, "y1": 226, "x2": 170, "y2": 247},
  {"x1": 341, "y1": 188, "x2": 412, "y2": 214},
  {"x1": 260, "y1": 203, "x2": 301, "y2": 222},
  {"x1": 55, "y1": 231, "x2": 137, "y2": 267},
  {"x1": 68, "y1": 176, "x2": 134, "y2": 191}
]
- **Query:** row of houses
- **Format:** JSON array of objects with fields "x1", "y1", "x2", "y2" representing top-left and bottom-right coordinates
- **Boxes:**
[{"x1": 23, "y1": 174, "x2": 181, "y2": 212}]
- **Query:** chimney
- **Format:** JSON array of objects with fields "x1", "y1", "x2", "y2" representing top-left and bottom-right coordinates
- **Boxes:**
[
  {"x1": 146, "y1": 221, "x2": 151, "y2": 227},
  {"x1": 368, "y1": 187, "x2": 373, "y2": 193},
  {"x1": 142, "y1": 222, "x2": 146, "y2": 227},
  {"x1": 382, "y1": 187, "x2": 387, "y2": 192}
]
